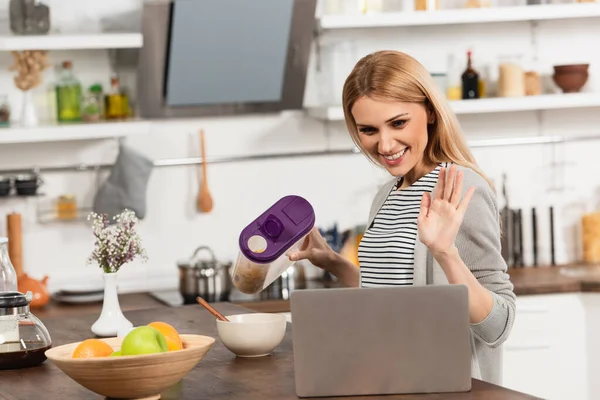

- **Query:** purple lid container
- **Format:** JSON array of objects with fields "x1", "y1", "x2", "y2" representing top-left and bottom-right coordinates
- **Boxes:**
[{"x1": 239, "y1": 195, "x2": 315, "y2": 264}]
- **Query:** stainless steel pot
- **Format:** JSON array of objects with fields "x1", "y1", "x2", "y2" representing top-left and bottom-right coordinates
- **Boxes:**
[{"x1": 177, "y1": 246, "x2": 232, "y2": 304}]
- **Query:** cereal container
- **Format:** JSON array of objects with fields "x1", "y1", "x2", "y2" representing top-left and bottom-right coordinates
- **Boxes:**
[{"x1": 232, "y1": 195, "x2": 315, "y2": 294}]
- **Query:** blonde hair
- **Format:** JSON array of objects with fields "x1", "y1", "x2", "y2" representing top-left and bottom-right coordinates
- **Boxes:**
[{"x1": 342, "y1": 50, "x2": 493, "y2": 189}]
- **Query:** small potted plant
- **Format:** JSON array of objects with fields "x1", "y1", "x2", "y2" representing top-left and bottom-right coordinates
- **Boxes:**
[{"x1": 87, "y1": 209, "x2": 148, "y2": 337}]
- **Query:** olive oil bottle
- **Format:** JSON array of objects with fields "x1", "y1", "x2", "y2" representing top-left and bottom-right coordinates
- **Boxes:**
[{"x1": 55, "y1": 61, "x2": 82, "y2": 122}]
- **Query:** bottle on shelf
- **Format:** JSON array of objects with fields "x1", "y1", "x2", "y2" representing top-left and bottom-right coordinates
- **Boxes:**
[
  {"x1": 104, "y1": 75, "x2": 130, "y2": 120},
  {"x1": 461, "y1": 50, "x2": 480, "y2": 100},
  {"x1": 55, "y1": 61, "x2": 82, "y2": 123},
  {"x1": 446, "y1": 54, "x2": 462, "y2": 101},
  {"x1": 82, "y1": 84, "x2": 103, "y2": 122}
]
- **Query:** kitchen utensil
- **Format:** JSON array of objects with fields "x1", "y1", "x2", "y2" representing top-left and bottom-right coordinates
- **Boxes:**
[
  {"x1": 0, "y1": 176, "x2": 11, "y2": 196},
  {"x1": 178, "y1": 245, "x2": 232, "y2": 304},
  {"x1": 550, "y1": 207, "x2": 556, "y2": 266},
  {"x1": 196, "y1": 296, "x2": 229, "y2": 322},
  {"x1": 216, "y1": 313, "x2": 286, "y2": 357},
  {"x1": 511, "y1": 209, "x2": 523, "y2": 267},
  {"x1": 499, "y1": 174, "x2": 512, "y2": 266},
  {"x1": 231, "y1": 195, "x2": 315, "y2": 295},
  {"x1": 6, "y1": 213, "x2": 23, "y2": 279},
  {"x1": 532, "y1": 207, "x2": 538, "y2": 266},
  {"x1": 0, "y1": 291, "x2": 52, "y2": 370},
  {"x1": 0, "y1": 237, "x2": 17, "y2": 292},
  {"x1": 197, "y1": 129, "x2": 213, "y2": 213},
  {"x1": 44, "y1": 334, "x2": 215, "y2": 399},
  {"x1": 14, "y1": 173, "x2": 42, "y2": 196}
]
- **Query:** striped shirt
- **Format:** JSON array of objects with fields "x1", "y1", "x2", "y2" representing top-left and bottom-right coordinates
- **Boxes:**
[{"x1": 358, "y1": 163, "x2": 446, "y2": 287}]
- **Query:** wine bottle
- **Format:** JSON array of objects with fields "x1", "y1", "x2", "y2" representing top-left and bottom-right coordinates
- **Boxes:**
[{"x1": 461, "y1": 50, "x2": 480, "y2": 100}]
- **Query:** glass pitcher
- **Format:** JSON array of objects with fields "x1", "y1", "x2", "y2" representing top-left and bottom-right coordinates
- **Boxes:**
[
  {"x1": 0, "y1": 291, "x2": 52, "y2": 370},
  {"x1": 0, "y1": 237, "x2": 17, "y2": 292},
  {"x1": 232, "y1": 195, "x2": 315, "y2": 295}
]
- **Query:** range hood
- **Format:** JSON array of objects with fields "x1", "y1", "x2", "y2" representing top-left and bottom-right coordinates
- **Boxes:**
[{"x1": 136, "y1": 0, "x2": 317, "y2": 119}]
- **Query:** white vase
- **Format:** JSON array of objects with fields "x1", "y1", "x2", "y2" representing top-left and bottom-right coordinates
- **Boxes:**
[
  {"x1": 91, "y1": 272, "x2": 133, "y2": 337},
  {"x1": 20, "y1": 90, "x2": 38, "y2": 127}
]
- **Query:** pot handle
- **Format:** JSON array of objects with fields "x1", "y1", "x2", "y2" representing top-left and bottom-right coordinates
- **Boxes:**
[{"x1": 190, "y1": 245, "x2": 217, "y2": 264}]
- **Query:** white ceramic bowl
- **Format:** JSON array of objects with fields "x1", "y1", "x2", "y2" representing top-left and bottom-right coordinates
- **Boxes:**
[{"x1": 216, "y1": 313, "x2": 287, "y2": 357}]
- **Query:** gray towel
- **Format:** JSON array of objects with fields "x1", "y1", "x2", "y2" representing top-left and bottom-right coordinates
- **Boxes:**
[{"x1": 93, "y1": 144, "x2": 153, "y2": 220}]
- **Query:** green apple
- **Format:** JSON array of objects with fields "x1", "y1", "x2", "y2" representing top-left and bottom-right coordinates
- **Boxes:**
[
  {"x1": 110, "y1": 350, "x2": 122, "y2": 356},
  {"x1": 120, "y1": 326, "x2": 169, "y2": 356}
]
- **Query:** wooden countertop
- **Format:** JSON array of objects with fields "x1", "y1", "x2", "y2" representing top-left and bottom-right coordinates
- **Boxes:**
[
  {"x1": 508, "y1": 264, "x2": 600, "y2": 295},
  {"x1": 27, "y1": 264, "x2": 600, "y2": 320},
  {"x1": 2, "y1": 302, "x2": 538, "y2": 400}
]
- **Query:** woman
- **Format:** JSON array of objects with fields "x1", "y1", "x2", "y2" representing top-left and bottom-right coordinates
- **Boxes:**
[{"x1": 289, "y1": 50, "x2": 515, "y2": 385}]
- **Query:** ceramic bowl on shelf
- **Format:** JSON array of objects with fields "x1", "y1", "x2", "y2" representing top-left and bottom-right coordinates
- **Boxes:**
[
  {"x1": 552, "y1": 71, "x2": 589, "y2": 93},
  {"x1": 216, "y1": 313, "x2": 286, "y2": 357},
  {"x1": 45, "y1": 334, "x2": 215, "y2": 400},
  {"x1": 553, "y1": 64, "x2": 589, "y2": 74},
  {"x1": 552, "y1": 63, "x2": 590, "y2": 93}
]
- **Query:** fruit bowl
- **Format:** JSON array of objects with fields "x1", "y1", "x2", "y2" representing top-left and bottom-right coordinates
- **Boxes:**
[{"x1": 45, "y1": 334, "x2": 215, "y2": 400}]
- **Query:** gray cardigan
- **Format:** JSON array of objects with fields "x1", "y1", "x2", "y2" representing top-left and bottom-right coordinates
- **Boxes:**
[{"x1": 365, "y1": 164, "x2": 516, "y2": 385}]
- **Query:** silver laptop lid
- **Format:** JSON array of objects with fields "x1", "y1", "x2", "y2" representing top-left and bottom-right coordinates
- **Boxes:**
[{"x1": 290, "y1": 285, "x2": 472, "y2": 398}]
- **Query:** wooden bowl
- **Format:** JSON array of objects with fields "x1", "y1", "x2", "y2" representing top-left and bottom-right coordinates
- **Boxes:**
[{"x1": 45, "y1": 334, "x2": 215, "y2": 400}]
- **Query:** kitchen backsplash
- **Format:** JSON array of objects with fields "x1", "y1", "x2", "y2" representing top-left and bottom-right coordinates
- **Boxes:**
[{"x1": 0, "y1": 0, "x2": 599, "y2": 293}]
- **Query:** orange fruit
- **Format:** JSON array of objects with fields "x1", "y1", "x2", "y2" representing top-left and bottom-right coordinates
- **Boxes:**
[
  {"x1": 72, "y1": 339, "x2": 114, "y2": 358},
  {"x1": 147, "y1": 321, "x2": 183, "y2": 351}
]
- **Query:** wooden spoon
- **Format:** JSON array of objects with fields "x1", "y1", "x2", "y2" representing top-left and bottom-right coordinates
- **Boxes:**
[
  {"x1": 197, "y1": 129, "x2": 214, "y2": 213},
  {"x1": 196, "y1": 296, "x2": 229, "y2": 322}
]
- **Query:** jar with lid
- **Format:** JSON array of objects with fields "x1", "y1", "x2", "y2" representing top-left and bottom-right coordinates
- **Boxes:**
[
  {"x1": 498, "y1": 55, "x2": 525, "y2": 97},
  {"x1": 0, "y1": 237, "x2": 18, "y2": 292},
  {"x1": 0, "y1": 291, "x2": 52, "y2": 370},
  {"x1": 231, "y1": 195, "x2": 315, "y2": 295}
]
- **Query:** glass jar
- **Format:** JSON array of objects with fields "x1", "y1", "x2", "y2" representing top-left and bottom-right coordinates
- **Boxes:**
[
  {"x1": 498, "y1": 55, "x2": 525, "y2": 97},
  {"x1": 0, "y1": 96, "x2": 10, "y2": 127},
  {"x1": 56, "y1": 194, "x2": 77, "y2": 220},
  {"x1": 0, "y1": 238, "x2": 18, "y2": 292},
  {"x1": 0, "y1": 291, "x2": 52, "y2": 370},
  {"x1": 82, "y1": 84, "x2": 103, "y2": 122}
]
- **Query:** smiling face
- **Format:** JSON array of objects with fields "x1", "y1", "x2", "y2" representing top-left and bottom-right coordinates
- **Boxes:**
[{"x1": 351, "y1": 95, "x2": 435, "y2": 183}]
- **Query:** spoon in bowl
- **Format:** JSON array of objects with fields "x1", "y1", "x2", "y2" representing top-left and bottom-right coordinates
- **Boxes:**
[{"x1": 196, "y1": 296, "x2": 229, "y2": 322}]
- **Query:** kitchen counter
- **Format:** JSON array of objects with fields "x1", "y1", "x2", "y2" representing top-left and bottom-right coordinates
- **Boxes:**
[
  {"x1": 3, "y1": 302, "x2": 538, "y2": 400},
  {"x1": 508, "y1": 263, "x2": 600, "y2": 295},
  {"x1": 30, "y1": 264, "x2": 600, "y2": 319}
]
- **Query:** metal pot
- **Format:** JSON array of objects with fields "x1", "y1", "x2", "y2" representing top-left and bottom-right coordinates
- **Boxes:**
[{"x1": 177, "y1": 246, "x2": 232, "y2": 304}]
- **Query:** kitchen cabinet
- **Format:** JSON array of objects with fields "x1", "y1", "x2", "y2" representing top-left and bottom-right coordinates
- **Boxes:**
[{"x1": 501, "y1": 293, "x2": 591, "y2": 400}]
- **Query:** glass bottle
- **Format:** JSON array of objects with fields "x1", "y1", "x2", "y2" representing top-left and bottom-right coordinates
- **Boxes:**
[
  {"x1": 55, "y1": 61, "x2": 82, "y2": 123},
  {"x1": 461, "y1": 50, "x2": 480, "y2": 100},
  {"x1": 82, "y1": 84, "x2": 103, "y2": 122},
  {"x1": 446, "y1": 54, "x2": 462, "y2": 101},
  {"x1": 0, "y1": 237, "x2": 18, "y2": 292},
  {"x1": 104, "y1": 75, "x2": 129, "y2": 120}
]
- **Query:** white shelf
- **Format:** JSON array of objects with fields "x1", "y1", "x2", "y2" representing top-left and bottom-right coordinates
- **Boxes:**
[
  {"x1": 0, "y1": 120, "x2": 151, "y2": 144},
  {"x1": 307, "y1": 93, "x2": 600, "y2": 121},
  {"x1": 319, "y1": 3, "x2": 600, "y2": 30},
  {"x1": 0, "y1": 32, "x2": 143, "y2": 51}
]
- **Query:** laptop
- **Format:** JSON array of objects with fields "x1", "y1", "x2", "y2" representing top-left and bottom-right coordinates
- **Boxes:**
[{"x1": 290, "y1": 285, "x2": 472, "y2": 398}]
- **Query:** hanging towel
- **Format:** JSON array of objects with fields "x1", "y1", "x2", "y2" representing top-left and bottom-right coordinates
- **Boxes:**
[{"x1": 93, "y1": 144, "x2": 154, "y2": 220}]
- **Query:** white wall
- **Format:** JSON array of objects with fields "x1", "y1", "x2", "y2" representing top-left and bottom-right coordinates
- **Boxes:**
[{"x1": 0, "y1": 0, "x2": 599, "y2": 293}]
